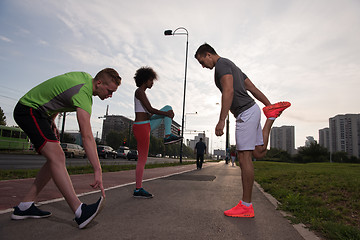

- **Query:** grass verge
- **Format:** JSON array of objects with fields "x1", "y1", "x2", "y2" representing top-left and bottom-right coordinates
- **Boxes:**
[
  {"x1": 0, "y1": 161, "x2": 196, "y2": 181},
  {"x1": 254, "y1": 161, "x2": 360, "y2": 240}
]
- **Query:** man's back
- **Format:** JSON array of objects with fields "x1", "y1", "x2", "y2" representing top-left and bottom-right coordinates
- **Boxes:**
[{"x1": 195, "y1": 141, "x2": 206, "y2": 155}]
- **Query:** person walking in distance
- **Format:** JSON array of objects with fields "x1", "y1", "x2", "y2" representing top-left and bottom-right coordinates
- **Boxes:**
[
  {"x1": 195, "y1": 43, "x2": 290, "y2": 218},
  {"x1": 12, "y1": 68, "x2": 121, "y2": 228},
  {"x1": 194, "y1": 137, "x2": 207, "y2": 170},
  {"x1": 230, "y1": 149, "x2": 236, "y2": 167}
]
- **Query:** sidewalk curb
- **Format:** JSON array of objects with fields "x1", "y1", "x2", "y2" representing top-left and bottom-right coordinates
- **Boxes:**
[{"x1": 254, "y1": 181, "x2": 321, "y2": 240}]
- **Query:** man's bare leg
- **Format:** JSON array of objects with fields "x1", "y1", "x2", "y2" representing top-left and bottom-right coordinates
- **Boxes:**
[
  {"x1": 237, "y1": 150, "x2": 254, "y2": 203},
  {"x1": 253, "y1": 119, "x2": 275, "y2": 159},
  {"x1": 39, "y1": 142, "x2": 81, "y2": 213},
  {"x1": 21, "y1": 160, "x2": 52, "y2": 202}
]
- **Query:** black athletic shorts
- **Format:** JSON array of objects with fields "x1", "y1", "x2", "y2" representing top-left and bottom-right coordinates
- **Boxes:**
[{"x1": 13, "y1": 102, "x2": 59, "y2": 152}]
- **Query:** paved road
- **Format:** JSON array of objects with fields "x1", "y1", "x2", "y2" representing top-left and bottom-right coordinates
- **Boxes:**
[
  {"x1": 0, "y1": 162, "x2": 319, "y2": 240},
  {"x1": 0, "y1": 153, "x2": 187, "y2": 169}
]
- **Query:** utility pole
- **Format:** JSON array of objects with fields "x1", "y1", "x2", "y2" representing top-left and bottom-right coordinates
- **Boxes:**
[
  {"x1": 225, "y1": 114, "x2": 230, "y2": 164},
  {"x1": 60, "y1": 112, "x2": 66, "y2": 143}
]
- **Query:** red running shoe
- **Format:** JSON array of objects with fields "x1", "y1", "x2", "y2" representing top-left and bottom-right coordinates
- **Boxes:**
[
  {"x1": 262, "y1": 101, "x2": 291, "y2": 119},
  {"x1": 224, "y1": 201, "x2": 255, "y2": 218}
]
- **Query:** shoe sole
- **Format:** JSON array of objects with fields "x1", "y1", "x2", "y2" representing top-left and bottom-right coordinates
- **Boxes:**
[
  {"x1": 78, "y1": 197, "x2": 105, "y2": 229},
  {"x1": 11, "y1": 213, "x2": 52, "y2": 220},
  {"x1": 164, "y1": 138, "x2": 183, "y2": 145},
  {"x1": 133, "y1": 195, "x2": 153, "y2": 199},
  {"x1": 224, "y1": 213, "x2": 254, "y2": 218},
  {"x1": 264, "y1": 102, "x2": 291, "y2": 110},
  {"x1": 263, "y1": 102, "x2": 291, "y2": 118}
]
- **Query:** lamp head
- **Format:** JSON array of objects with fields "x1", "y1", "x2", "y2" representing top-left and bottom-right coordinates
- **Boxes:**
[{"x1": 164, "y1": 30, "x2": 173, "y2": 36}]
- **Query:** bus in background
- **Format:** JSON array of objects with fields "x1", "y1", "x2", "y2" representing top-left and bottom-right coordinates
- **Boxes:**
[{"x1": 0, "y1": 125, "x2": 31, "y2": 150}]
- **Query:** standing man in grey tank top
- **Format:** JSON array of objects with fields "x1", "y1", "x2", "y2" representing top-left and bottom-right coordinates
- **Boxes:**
[{"x1": 195, "y1": 43, "x2": 290, "y2": 218}]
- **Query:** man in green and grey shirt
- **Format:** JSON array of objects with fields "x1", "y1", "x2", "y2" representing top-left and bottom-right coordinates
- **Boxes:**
[{"x1": 12, "y1": 68, "x2": 121, "y2": 229}]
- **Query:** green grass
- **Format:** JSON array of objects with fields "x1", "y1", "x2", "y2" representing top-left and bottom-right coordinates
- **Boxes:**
[
  {"x1": 0, "y1": 161, "x2": 196, "y2": 180},
  {"x1": 254, "y1": 161, "x2": 360, "y2": 240}
]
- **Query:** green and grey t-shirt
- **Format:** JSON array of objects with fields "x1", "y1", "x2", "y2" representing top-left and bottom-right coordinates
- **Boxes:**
[
  {"x1": 19, "y1": 72, "x2": 93, "y2": 116},
  {"x1": 214, "y1": 57, "x2": 255, "y2": 118}
]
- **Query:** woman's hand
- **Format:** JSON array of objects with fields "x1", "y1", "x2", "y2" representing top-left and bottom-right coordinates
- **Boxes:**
[{"x1": 167, "y1": 110, "x2": 174, "y2": 119}]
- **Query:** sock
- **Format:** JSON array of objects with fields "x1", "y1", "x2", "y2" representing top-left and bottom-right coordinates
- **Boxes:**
[
  {"x1": 75, "y1": 203, "x2": 83, "y2": 218},
  {"x1": 242, "y1": 201, "x2": 252, "y2": 207},
  {"x1": 18, "y1": 202, "x2": 34, "y2": 211}
]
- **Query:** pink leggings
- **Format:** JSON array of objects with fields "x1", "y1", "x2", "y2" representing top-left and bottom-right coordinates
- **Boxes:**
[
  {"x1": 132, "y1": 122, "x2": 151, "y2": 189},
  {"x1": 132, "y1": 105, "x2": 173, "y2": 189}
]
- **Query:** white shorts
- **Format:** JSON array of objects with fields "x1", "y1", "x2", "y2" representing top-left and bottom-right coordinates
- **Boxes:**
[{"x1": 235, "y1": 103, "x2": 263, "y2": 151}]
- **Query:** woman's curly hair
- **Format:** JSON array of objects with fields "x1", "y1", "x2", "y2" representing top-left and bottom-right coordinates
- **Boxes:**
[{"x1": 134, "y1": 66, "x2": 158, "y2": 87}]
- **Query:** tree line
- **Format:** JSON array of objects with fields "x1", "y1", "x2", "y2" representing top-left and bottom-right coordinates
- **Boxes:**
[
  {"x1": 264, "y1": 142, "x2": 360, "y2": 163},
  {"x1": 0, "y1": 107, "x2": 6, "y2": 126}
]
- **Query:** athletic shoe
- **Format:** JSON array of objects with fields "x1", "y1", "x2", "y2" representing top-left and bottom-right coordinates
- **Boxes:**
[
  {"x1": 74, "y1": 197, "x2": 104, "y2": 229},
  {"x1": 11, "y1": 203, "x2": 52, "y2": 220},
  {"x1": 262, "y1": 101, "x2": 291, "y2": 119},
  {"x1": 164, "y1": 134, "x2": 183, "y2": 145},
  {"x1": 224, "y1": 201, "x2": 255, "y2": 218},
  {"x1": 133, "y1": 188, "x2": 153, "y2": 198}
]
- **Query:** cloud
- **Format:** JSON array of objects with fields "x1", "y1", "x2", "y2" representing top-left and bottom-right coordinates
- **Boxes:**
[
  {"x1": 0, "y1": 35, "x2": 12, "y2": 43},
  {"x1": 38, "y1": 40, "x2": 49, "y2": 46},
  {"x1": 1, "y1": 0, "x2": 360, "y2": 149}
]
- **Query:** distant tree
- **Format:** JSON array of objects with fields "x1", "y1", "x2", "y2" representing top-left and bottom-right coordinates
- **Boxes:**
[
  {"x1": 296, "y1": 142, "x2": 329, "y2": 162},
  {"x1": 129, "y1": 133, "x2": 137, "y2": 149},
  {"x1": 95, "y1": 137, "x2": 102, "y2": 145},
  {"x1": 106, "y1": 131, "x2": 125, "y2": 150},
  {"x1": 164, "y1": 143, "x2": 178, "y2": 157},
  {"x1": 184, "y1": 144, "x2": 196, "y2": 159},
  {"x1": 62, "y1": 133, "x2": 76, "y2": 144},
  {"x1": 331, "y1": 151, "x2": 359, "y2": 163},
  {"x1": 149, "y1": 135, "x2": 163, "y2": 156},
  {"x1": 265, "y1": 148, "x2": 291, "y2": 161},
  {"x1": 348, "y1": 156, "x2": 359, "y2": 163},
  {"x1": 331, "y1": 151, "x2": 348, "y2": 163},
  {"x1": 0, "y1": 107, "x2": 6, "y2": 125}
]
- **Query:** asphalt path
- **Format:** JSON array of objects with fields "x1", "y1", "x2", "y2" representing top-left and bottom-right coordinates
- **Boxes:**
[
  {"x1": 0, "y1": 153, "x2": 186, "y2": 170},
  {"x1": 0, "y1": 162, "x2": 320, "y2": 240}
]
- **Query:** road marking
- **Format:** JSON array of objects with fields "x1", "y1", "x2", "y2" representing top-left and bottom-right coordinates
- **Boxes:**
[{"x1": 0, "y1": 164, "x2": 211, "y2": 215}]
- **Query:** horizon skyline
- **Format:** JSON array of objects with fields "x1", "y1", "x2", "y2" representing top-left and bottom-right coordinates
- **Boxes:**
[{"x1": 45, "y1": 110, "x2": 358, "y2": 153}]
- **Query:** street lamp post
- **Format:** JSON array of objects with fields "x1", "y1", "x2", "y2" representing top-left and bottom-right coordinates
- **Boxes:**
[
  {"x1": 59, "y1": 112, "x2": 72, "y2": 143},
  {"x1": 60, "y1": 112, "x2": 66, "y2": 143},
  {"x1": 164, "y1": 27, "x2": 189, "y2": 164},
  {"x1": 225, "y1": 113, "x2": 230, "y2": 164}
]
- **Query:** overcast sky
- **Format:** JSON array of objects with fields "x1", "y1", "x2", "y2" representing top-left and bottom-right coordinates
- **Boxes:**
[{"x1": 1, "y1": 0, "x2": 359, "y2": 151}]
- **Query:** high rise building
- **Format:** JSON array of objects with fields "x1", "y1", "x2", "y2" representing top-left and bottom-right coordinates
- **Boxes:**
[
  {"x1": 101, "y1": 115, "x2": 133, "y2": 144},
  {"x1": 319, "y1": 127, "x2": 330, "y2": 150},
  {"x1": 329, "y1": 114, "x2": 360, "y2": 158},
  {"x1": 270, "y1": 125, "x2": 295, "y2": 155},
  {"x1": 101, "y1": 115, "x2": 181, "y2": 144},
  {"x1": 151, "y1": 120, "x2": 181, "y2": 139}
]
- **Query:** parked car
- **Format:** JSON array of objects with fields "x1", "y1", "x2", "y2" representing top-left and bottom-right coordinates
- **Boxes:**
[
  {"x1": 127, "y1": 149, "x2": 138, "y2": 161},
  {"x1": 61, "y1": 143, "x2": 86, "y2": 158},
  {"x1": 97, "y1": 145, "x2": 117, "y2": 159},
  {"x1": 117, "y1": 146, "x2": 130, "y2": 159}
]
